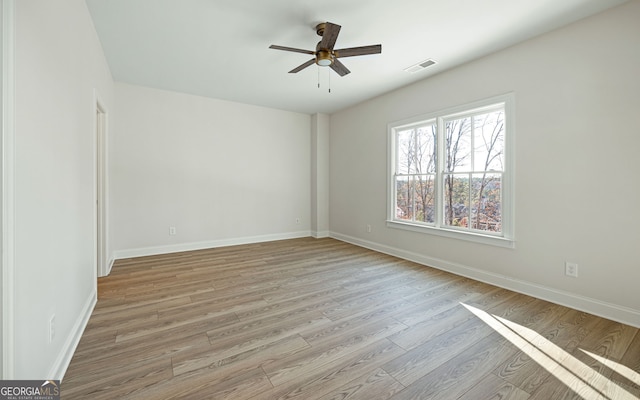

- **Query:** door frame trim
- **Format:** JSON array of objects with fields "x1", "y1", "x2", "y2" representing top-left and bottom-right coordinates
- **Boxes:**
[{"x1": 94, "y1": 90, "x2": 109, "y2": 278}]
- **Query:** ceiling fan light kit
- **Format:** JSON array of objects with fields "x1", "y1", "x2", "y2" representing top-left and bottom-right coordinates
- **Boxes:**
[
  {"x1": 316, "y1": 50, "x2": 333, "y2": 66},
  {"x1": 269, "y1": 21, "x2": 382, "y2": 77}
]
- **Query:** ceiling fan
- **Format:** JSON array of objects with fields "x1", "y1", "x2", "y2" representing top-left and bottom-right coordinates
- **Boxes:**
[{"x1": 269, "y1": 22, "x2": 381, "y2": 77}]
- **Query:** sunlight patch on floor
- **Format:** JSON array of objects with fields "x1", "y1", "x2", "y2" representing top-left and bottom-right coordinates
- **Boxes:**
[
  {"x1": 461, "y1": 303, "x2": 638, "y2": 400},
  {"x1": 581, "y1": 349, "x2": 640, "y2": 386}
]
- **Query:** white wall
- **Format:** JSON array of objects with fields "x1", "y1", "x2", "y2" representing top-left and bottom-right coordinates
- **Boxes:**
[
  {"x1": 111, "y1": 83, "x2": 311, "y2": 259},
  {"x1": 11, "y1": 0, "x2": 114, "y2": 378},
  {"x1": 329, "y1": 1, "x2": 640, "y2": 326}
]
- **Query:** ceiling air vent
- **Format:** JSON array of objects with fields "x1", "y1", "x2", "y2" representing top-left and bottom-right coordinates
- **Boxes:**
[{"x1": 404, "y1": 59, "x2": 437, "y2": 73}]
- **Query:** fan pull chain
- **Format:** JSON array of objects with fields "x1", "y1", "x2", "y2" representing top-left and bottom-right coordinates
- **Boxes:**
[{"x1": 316, "y1": 67, "x2": 331, "y2": 93}]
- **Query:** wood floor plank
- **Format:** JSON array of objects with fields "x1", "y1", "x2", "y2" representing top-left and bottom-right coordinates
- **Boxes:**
[
  {"x1": 457, "y1": 373, "x2": 530, "y2": 400},
  {"x1": 61, "y1": 238, "x2": 640, "y2": 400},
  {"x1": 128, "y1": 365, "x2": 272, "y2": 400},
  {"x1": 492, "y1": 308, "x2": 594, "y2": 394},
  {"x1": 388, "y1": 302, "x2": 482, "y2": 351},
  {"x1": 204, "y1": 311, "x2": 332, "y2": 362},
  {"x1": 618, "y1": 330, "x2": 640, "y2": 390},
  {"x1": 527, "y1": 316, "x2": 640, "y2": 400},
  {"x1": 255, "y1": 339, "x2": 405, "y2": 400},
  {"x1": 388, "y1": 332, "x2": 519, "y2": 400},
  {"x1": 63, "y1": 358, "x2": 174, "y2": 400},
  {"x1": 322, "y1": 285, "x2": 419, "y2": 322},
  {"x1": 386, "y1": 286, "x2": 517, "y2": 353},
  {"x1": 391, "y1": 279, "x2": 490, "y2": 327},
  {"x1": 115, "y1": 308, "x2": 240, "y2": 343},
  {"x1": 316, "y1": 368, "x2": 405, "y2": 400},
  {"x1": 172, "y1": 334, "x2": 310, "y2": 377},
  {"x1": 382, "y1": 314, "x2": 495, "y2": 386},
  {"x1": 265, "y1": 317, "x2": 407, "y2": 387},
  {"x1": 67, "y1": 332, "x2": 212, "y2": 377}
]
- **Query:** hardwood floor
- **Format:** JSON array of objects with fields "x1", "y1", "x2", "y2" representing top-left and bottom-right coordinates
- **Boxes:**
[{"x1": 62, "y1": 238, "x2": 640, "y2": 399}]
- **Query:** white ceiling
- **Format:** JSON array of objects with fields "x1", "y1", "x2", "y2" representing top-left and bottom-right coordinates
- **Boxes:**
[{"x1": 85, "y1": 0, "x2": 627, "y2": 115}]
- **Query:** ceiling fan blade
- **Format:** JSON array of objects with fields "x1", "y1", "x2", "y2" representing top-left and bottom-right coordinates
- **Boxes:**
[
  {"x1": 289, "y1": 58, "x2": 316, "y2": 73},
  {"x1": 330, "y1": 59, "x2": 350, "y2": 76},
  {"x1": 335, "y1": 44, "x2": 382, "y2": 58},
  {"x1": 269, "y1": 45, "x2": 315, "y2": 55},
  {"x1": 319, "y1": 22, "x2": 341, "y2": 50}
]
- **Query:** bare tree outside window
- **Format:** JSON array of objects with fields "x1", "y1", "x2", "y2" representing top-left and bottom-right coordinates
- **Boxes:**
[
  {"x1": 444, "y1": 110, "x2": 504, "y2": 233},
  {"x1": 395, "y1": 124, "x2": 436, "y2": 223},
  {"x1": 444, "y1": 117, "x2": 471, "y2": 227}
]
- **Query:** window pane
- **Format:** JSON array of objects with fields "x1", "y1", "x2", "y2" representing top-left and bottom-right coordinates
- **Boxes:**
[
  {"x1": 443, "y1": 174, "x2": 469, "y2": 227},
  {"x1": 397, "y1": 129, "x2": 416, "y2": 174},
  {"x1": 395, "y1": 175, "x2": 412, "y2": 220},
  {"x1": 445, "y1": 118, "x2": 472, "y2": 172},
  {"x1": 473, "y1": 111, "x2": 505, "y2": 172},
  {"x1": 416, "y1": 125, "x2": 436, "y2": 174},
  {"x1": 470, "y1": 173, "x2": 502, "y2": 232},
  {"x1": 395, "y1": 175, "x2": 435, "y2": 224},
  {"x1": 414, "y1": 175, "x2": 435, "y2": 223}
]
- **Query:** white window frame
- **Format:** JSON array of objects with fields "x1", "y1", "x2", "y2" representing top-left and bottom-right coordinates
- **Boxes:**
[{"x1": 387, "y1": 93, "x2": 515, "y2": 248}]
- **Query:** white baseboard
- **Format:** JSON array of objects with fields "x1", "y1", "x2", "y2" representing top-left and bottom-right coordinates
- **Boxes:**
[
  {"x1": 106, "y1": 257, "x2": 114, "y2": 276},
  {"x1": 97, "y1": 258, "x2": 115, "y2": 278},
  {"x1": 49, "y1": 289, "x2": 97, "y2": 381},
  {"x1": 112, "y1": 231, "x2": 312, "y2": 261},
  {"x1": 312, "y1": 230, "x2": 330, "y2": 239},
  {"x1": 331, "y1": 232, "x2": 640, "y2": 329}
]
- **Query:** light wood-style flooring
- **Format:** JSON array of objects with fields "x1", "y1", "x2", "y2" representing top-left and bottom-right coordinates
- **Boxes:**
[{"x1": 62, "y1": 238, "x2": 640, "y2": 399}]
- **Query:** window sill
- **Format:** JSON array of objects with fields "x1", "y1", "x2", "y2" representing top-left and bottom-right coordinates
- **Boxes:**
[{"x1": 386, "y1": 220, "x2": 515, "y2": 249}]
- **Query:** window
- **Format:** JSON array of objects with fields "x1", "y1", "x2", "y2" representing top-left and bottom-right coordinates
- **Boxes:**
[{"x1": 387, "y1": 94, "x2": 514, "y2": 247}]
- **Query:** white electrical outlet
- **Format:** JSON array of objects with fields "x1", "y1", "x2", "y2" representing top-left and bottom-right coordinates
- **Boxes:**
[
  {"x1": 565, "y1": 262, "x2": 578, "y2": 278},
  {"x1": 366, "y1": 224, "x2": 372, "y2": 233},
  {"x1": 49, "y1": 315, "x2": 55, "y2": 343},
  {"x1": 169, "y1": 227, "x2": 177, "y2": 235}
]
